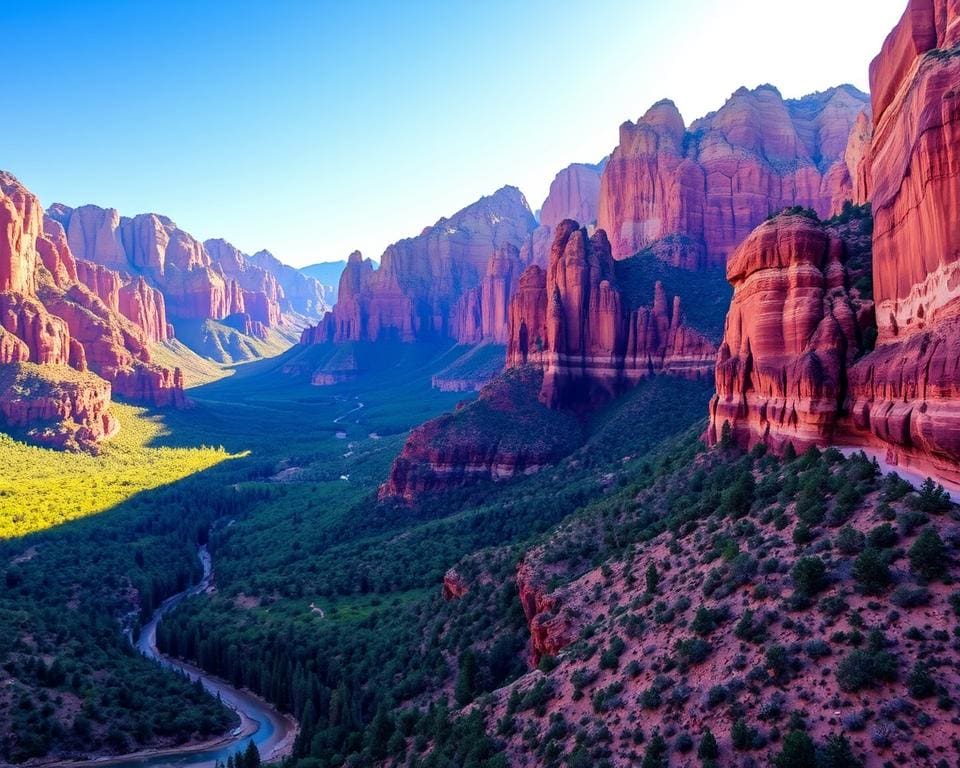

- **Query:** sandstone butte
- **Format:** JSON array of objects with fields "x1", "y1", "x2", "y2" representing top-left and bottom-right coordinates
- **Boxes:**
[
  {"x1": 506, "y1": 220, "x2": 716, "y2": 409},
  {"x1": 0, "y1": 172, "x2": 186, "y2": 448},
  {"x1": 709, "y1": 0, "x2": 960, "y2": 486},
  {"x1": 597, "y1": 84, "x2": 872, "y2": 268}
]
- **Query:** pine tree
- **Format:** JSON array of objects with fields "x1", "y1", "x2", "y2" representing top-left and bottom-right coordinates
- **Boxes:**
[{"x1": 646, "y1": 563, "x2": 660, "y2": 594}]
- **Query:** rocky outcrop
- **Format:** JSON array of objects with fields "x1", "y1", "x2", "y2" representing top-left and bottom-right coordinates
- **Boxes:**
[
  {"x1": 380, "y1": 367, "x2": 582, "y2": 502},
  {"x1": 507, "y1": 220, "x2": 715, "y2": 409},
  {"x1": 0, "y1": 172, "x2": 187, "y2": 447},
  {"x1": 709, "y1": 0, "x2": 960, "y2": 487},
  {"x1": 205, "y1": 238, "x2": 283, "y2": 328},
  {"x1": 49, "y1": 205, "x2": 307, "y2": 335},
  {"x1": 75, "y1": 260, "x2": 170, "y2": 343},
  {"x1": 827, "y1": 109, "x2": 873, "y2": 215},
  {"x1": 302, "y1": 187, "x2": 537, "y2": 347},
  {"x1": 516, "y1": 557, "x2": 575, "y2": 665},
  {"x1": 844, "y1": 0, "x2": 960, "y2": 483},
  {"x1": 707, "y1": 213, "x2": 872, "y2": 451},
  {"x1": 597, "y1": 86, "x2": 871, "y2": 267},
  {"x1": 451, "y1": 245, "x2": 519, "y2": 344},
  {"x1": 441, "y1": 568, "x2": 469, "y2": 600},
  {"x1": 540, "y1": 162, "x2": 604, "y2": 230},
  {"x1": 0, "y1": 363, "x2": 118, "y2": 451}
]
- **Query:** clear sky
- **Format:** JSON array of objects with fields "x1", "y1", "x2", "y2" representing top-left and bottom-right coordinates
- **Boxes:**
[{"x1": 2, "y1": 0, "x2": 906, "y2": 268}]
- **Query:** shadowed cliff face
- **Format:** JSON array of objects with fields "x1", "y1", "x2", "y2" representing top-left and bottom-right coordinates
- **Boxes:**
[
  {"x1": 709, "y1": 0, "x2": 960, "y2": 486},
  {"x1": 597, "y1": 85, "x2": 872, "y2": 268},
  {"x1": 0, "y1": 172, "x2": 186, "y2": 448},
  {"x1": 506, "y1": 220, "x2": 715, "y2": 410}
]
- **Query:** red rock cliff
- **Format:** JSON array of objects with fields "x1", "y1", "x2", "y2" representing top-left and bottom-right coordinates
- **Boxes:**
[
  {"x1": 302, "y1": 187, "x2": 536, "y2": 346},
  {"x1": 709, "y1": 0, "x2": 960, "y2": 486},
  {"x1": 0, "y1": 172, "x2": 186, "y2": 447},
  {"x1": 598, "y1": 86, "x2": 871, "y2": 268},
  {"x1": 507, "y1": 220, "x2": 715, "y2": 409},
  {"x1": 707, "y1": 213, "x2": 872, "y2": 451}
]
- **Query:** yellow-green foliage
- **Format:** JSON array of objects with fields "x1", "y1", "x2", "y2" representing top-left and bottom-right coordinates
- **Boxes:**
[{"x1": 0, "y1": 403, "x2": 238, "y2": 539}]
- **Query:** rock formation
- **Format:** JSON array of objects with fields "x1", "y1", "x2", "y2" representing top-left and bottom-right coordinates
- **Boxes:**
[
  {"x1": 709, "y1": 0, "x2": 960, "y2": 486},
  {"x1": 301, "y1": 187, "x2": 537, "y2": 346},
  {"x1": 0, "y1": 363, "x2": 118, "y2": 451},
  {"x1": 248, "y1": 249, "x2": 328, "y2": 318},
  {"x1": 516, "y1": 557, "x2": 576, "y2": 665},
  {"x1": 48, "y1": 205, "x2": 325, "y2": 345},
  {"x1": 380, "y1": 367, "x2": 582, "y2": 502},
  {"x1": 539, "y1": 162, "x2": 605, "y2": 230},
  {"x1": 520, "y1": 161, "x2": 606, "y2": 270},
  {"x1": 0, "y1": 172, "x2": 186, "y2": 447},
  {"x1": 451, "y1": 244, "x2": 519, "y2": 345},
  {"x1": 846, "y1": 0, "x2": 960, "y2": 483},
  {"x1": 708, "y1": 212, "x2": 872, "y2": 451},
  {"x1": 507, "y1": 220, "x2": 715, "y2": 409},
  {"x1": 597, "y1": 86, "x2": 871, "y2": 268}
]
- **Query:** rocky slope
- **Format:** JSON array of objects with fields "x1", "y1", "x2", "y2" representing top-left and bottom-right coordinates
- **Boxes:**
[
  {"x1": 506, "y1": 220, "x2": 716, "y2": 409},
  {"x1": 708, "y1": 0, "x2": 960, "y2": 487},
  {"x1": 473, "y1": 445, "x2": 960, "y2": 768},
  {"x1": 597, "y1": 85, "x2": 871, "y2": 268},
  {"x1": 302, "y1": 186, "x2": 537, "y2": 349},
  {"x1": 0, "y1": 172, "x2": 186, "y2": 447},
  {"x1": 380, "y1": 367, "x2": 583, "y2": 502}
]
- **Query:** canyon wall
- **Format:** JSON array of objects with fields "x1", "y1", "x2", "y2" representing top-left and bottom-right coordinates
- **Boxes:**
[
  {"x1": 507, "y1": 220, "x2": 715, "y2": 409},
  {"x1": 1, "y1": 173, "x2": 186, "y2": 447},
  {"x1": 709, "y1": 0, "x2": 960, "y2": 485},
  {"x1": 303, "y1": 186, "x2": 537, "y2": 346},
  {"x1": 597, "y1": 85, "x2": 871, "y2": 268},
  {"x1": 48, "y1": 205, "x2": 327, "y2": 341},
  {"x1": 708, "y1": 212, "x2": 873, "y2": 451}
]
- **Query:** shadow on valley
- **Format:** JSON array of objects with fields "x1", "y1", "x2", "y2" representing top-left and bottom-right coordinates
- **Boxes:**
[{"x1": 0, "y1": 340, "x2": 715, "y2": 765}]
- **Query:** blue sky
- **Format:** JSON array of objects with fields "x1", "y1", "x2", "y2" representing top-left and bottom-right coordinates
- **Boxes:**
[{"x1": 3, "y1": 0, "x2": 905, "y2": 267}]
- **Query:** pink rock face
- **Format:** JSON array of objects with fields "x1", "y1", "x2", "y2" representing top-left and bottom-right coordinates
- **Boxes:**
[
  {"x1": 827, "y1": 110, "x2": 873, "y2": 216},
  {"x1": 248, "y1": 249, "x2": 328, "y2": 319},
  {"x1": 0, "y1": 363, "x2": 118, "y2": 451},
  {"x1": 303, "y1": 187, "x2": 536, "y2": 345},
  {"x1": 506, "y1": 220, "x2": 715, "y2": 409},
  {"x1": 0, "y1": 173, "x2": 41, "y2": 295},
  {"x1": 205, "y1": 238, "x2": 284, "y2": 327},
  {"x1": 708, "y1": 0, "x2": 960, "y2": 486},
  {"x1": 707, "y1": 214, "x2": 868, "y2": 451},
  {"x1": 841, "y1": 0, "x2": 960, "y2": 484},
  {"x1": 869, "y1": 0, "x2": 960, "y2": 342},
  {"x1": 539, "y1": 162, "x2": 604, "y2": 229},
  {"x1": 516, "y1": 558, "x2": 575, "y2": 665},
  {"x1": 0, "y1": 292, "x2": 72, "y2": 366},
  {"x1": 597, "y1": 86, "x2": 871, "y2": 267},
  {"x1": 441, "y1": 568, "x2": 469, "y2": 600},
  {"x1": 451, "y1": 244, "x2": 519, "y2": 344},
  {"x1": 51, "y1": 204, "x2": 282, "y2": 326},
  {"x1": 0, "y1": 173, "x2": 187, "y2": 448}
]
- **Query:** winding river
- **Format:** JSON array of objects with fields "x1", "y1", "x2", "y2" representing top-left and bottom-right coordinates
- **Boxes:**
[{"x1": 62, "y1": 547, "x2": 296, "y2": 768}]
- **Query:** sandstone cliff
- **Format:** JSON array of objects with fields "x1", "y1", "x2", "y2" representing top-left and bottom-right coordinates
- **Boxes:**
[
  {"x1": 301, "y1": 187, "x2": 537, "y2": 347},
  {"x1": 380, "y1": 367, "x2": 582, "y2": 502},
  {"x1": 0, "y1": 172, "x2": 186, "y2": 447},
  {"x1": 708, "y1": 0, "x2": 960, "y2": 486},
  {"x1": 708, "y1": 211, "x2": 873, "y2": 451},
  {"x1": 597, "y1": 85, "x2": 871, "y2": 268},
  {"x1": 507, "y1": 220, "x2": 716, "y2": 409}
]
